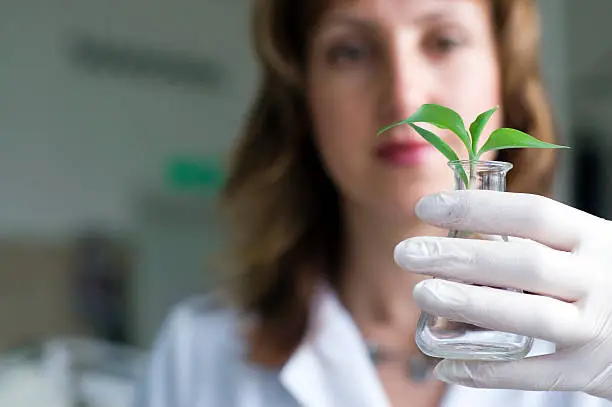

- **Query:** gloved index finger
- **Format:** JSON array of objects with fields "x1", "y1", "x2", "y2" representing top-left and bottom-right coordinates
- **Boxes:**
[{"x1": 415, "y1": 190, "x2": 603, "y2": 252}]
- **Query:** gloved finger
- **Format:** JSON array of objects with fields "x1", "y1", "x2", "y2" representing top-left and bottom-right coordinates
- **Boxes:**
[
  {"x1": 433, "y1": 352, "x2": 583, "y2": 393},
  {"x1": 395, "y1": 236, "x2": 587, "y2": 301},
  {"x1": 414, "y1": 190, "x2": 604, "y2": 252},
  {"x1": 413, "y1": 279, "x2": 585, "y2": 347}
]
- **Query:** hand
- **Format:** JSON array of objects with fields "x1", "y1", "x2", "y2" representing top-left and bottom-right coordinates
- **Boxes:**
[{"x1": 394, "y1": 190, "x2": 612, "y2": 400}]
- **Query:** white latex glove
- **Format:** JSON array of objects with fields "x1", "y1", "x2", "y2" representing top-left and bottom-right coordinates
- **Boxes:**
[{"x1": 394, "y1": 190, "x2": 612, "y2": 401}]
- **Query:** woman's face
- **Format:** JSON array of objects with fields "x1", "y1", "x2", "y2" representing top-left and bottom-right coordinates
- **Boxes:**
[{"x1": 307, "y1": 0, "x2": 501, "y2": 219}]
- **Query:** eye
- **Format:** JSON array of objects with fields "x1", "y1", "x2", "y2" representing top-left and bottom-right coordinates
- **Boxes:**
[
  {"x1": 327, "y1": 41, "x2": 371, "y2": 65},
  {"x1": 433, "y1": 36, "x2": 462, "y2": 53},
  {"x1": 424, "y1": 29, "x2": 467, "y2": 57}
]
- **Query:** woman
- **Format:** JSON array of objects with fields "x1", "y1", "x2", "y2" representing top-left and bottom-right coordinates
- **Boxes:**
[{"x1": 135, "y1": 0, "x2": 612, "y2": 406}]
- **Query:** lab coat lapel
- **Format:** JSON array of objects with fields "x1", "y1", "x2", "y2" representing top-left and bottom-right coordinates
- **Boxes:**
[
  {"x1": 278, "y1": 283, "x2": 336, "y2": 407},
  {"x1": 280, "y1": 282, "x2": 391, "y2": 407},
  {"x1": 314, "y1": 284, "x2": 392, "y2": 407},
  {"x1": 279, "y1": 336, "x2": 332, "y2": 407}
]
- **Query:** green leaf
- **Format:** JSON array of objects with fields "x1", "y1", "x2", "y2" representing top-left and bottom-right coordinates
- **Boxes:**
[
  {"x1": 477, "y1": 128, "x2": 570, "y2": 157},
  {"x1": 377, "y1": 119, "x2": 405, "y2": 136},
  {"x1": 469, "y1": 106, "x2": 498, "y2": 155},
  {"x1": 405, "y1": 104, "x2": 472, "y2": 158},
  {"x1": 409, "y1": 123, "x2": 469, "y2": 188},
  {"x1": 408, "y1": 123, "x2": 458, "y2": 161}
]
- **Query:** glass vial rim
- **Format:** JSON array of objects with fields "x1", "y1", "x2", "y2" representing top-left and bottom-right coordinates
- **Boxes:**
[{"x1": 448, "y1": 159, "x2": 513, "y2": 173}]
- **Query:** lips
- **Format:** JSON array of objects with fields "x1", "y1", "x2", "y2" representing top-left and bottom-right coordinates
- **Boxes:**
[{"x1": 375, "y1": 140, "x2": 435, "y2": 166}]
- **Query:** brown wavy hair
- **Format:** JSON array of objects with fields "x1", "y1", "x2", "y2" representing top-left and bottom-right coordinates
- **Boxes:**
[{"x1": 220, "y1": 0, "x2": 561, "y2": 364}]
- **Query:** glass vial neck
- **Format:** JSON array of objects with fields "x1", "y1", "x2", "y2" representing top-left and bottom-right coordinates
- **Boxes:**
[{"x1": 448, "y1": 160, "x2": 512, "y2": 192}]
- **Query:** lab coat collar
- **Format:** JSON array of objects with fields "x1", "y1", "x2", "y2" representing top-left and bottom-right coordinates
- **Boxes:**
[
  {"x1": 279, "y1": 280, "x2": 391, "y2": 407},
  {"x1": 278, "y1": 280, "x2": 558, "y2": 407}
]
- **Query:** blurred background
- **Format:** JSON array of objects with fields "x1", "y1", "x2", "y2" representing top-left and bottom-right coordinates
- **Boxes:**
[{"x1": 0, "y1": 0, "x2": 610, "y2": 405}]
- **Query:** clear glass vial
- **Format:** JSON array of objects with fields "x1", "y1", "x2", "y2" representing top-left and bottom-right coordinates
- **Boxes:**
[{"x1": 414, "y1": 160, "x2": 534, "y2": 361}]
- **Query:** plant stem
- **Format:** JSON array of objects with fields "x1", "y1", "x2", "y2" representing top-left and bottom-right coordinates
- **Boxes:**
[
  {"x1": 467, "y1": 153, "x2": 479, "y2": 190},
  {"x1": 468, "y1": 160, "x2": 474, "y2": 190}
]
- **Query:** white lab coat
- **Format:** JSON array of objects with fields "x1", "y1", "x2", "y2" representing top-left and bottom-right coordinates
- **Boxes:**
[{"x1": 134, "y1": 282, "x2": 611, "y2": 407}]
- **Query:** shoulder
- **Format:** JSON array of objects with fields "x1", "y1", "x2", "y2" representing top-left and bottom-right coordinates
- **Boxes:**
[
  {"x1": 155, "y1": 288, "x2": 245, "y2": 367},
  {"x1": 163, "y1": 289, "x2": 240, "y2": 340},
  {"x1": 134, "y1": 289, "x2": 247, "y2": 407}
]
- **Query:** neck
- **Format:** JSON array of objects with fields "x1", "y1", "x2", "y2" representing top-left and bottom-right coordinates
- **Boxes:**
[{"x1": 337, "y1": 204, "x2": 447, "y2": 337}]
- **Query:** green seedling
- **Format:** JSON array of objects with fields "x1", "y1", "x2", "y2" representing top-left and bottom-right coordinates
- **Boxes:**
[{"x1": 377, "y1": 103, "x2": 569, "y2": 188}]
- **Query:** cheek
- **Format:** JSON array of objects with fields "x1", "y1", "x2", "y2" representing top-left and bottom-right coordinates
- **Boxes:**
[
  {"x1": 308, "y1": 74, "x2": 375, "y2": 180},
  {"x1": 466, "y1": 66, "x2": 503, "y2": 152},
  {"x1": 452, "y1": 59, "x2": 500, "y2": 110},
  {"x1": 442, "y1": 55, "x2": 502, "y2": 150}
]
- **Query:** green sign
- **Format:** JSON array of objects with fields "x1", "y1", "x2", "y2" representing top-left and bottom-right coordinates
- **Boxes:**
[{"x1": 165, "y1": 156, "x2": 226, "y2": 193}]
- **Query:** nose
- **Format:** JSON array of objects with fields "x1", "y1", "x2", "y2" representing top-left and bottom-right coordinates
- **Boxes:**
[{"x1": 378, "y1": 39, "x2": 433, "y2": 122}]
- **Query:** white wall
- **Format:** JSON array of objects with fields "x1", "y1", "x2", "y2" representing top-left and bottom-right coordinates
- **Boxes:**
[
  {"x1": 538, "y1": 0, "x2": 572, "y2": 204},
  {"x1": 0, "y1": 0, "x2": 257, "y2": 237},
  {"x1": 563, "y1": 0, "x2": 612, "y2": 220},
  {"x1": 567, "y1": 0, "x2": 612, "y2": 83},
  {"x1": 567, "y1": 0, "x2": 612, "y2": 136}
]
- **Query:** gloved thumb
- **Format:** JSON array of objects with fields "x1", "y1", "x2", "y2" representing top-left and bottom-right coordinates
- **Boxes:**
[{"x1": 433, "y1": 353, "x2": 573, "y2": 392}]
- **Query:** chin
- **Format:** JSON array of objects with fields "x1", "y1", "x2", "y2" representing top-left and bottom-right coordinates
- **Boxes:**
[
  {"x1": 335, "y1": 157, "x2": 455, "y2": 222},
  {"x1": 371, "y1": 177, "x2": 453, "y2": 220}
]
